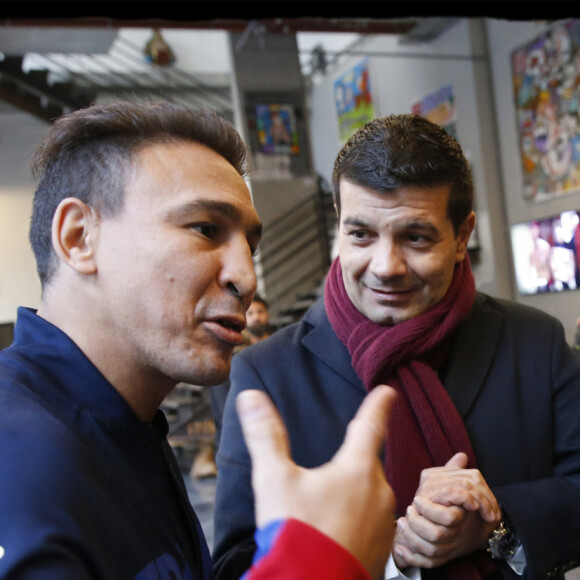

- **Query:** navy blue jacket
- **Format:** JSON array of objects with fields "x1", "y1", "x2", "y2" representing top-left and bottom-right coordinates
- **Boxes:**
[
  {"x1": 0, "y1": 308, "x2": 211, "y2": 579},
  {"x1": 214, "y1": 293, "x2": 580, "y2": 580},
  {"x1": 0, "y1": 308, "x2": 373, "y2": 580}
]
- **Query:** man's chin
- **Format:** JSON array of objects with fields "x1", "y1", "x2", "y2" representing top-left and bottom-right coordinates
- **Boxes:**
[
  {"x1": 364, "y1": 306, "x2": 417, "y2": 326},
  {"x1": 247, "y1": 326, "x2": 267, "y2": 338},
  {"x1": 206, "y1": 362, "x2": 233, "y2": 385},
  {"x1": 367, "y1": 303, "x2": 437, "y2": 326},
  {"x1": 177, "y1": 357, "x2": 233, "y2": 387}
]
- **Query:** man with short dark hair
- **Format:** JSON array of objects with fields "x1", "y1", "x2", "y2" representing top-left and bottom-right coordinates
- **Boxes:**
[
  {"x1": 0, "y1": 101, "x2": 397, "y2": 580},
  {"x1": 245, "y1": 294, "x2": 271, "y2": 343},
  {"x1": 214, "y1": 114, "x2": 580, "y2": 580}
]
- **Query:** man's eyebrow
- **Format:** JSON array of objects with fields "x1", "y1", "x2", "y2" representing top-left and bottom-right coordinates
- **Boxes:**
[
  {"x1": 342, "y1": 216, "x2": 372, "y2": 228},
  {"x1": 402, "y1": 220, "x2": 440, "y2": 235},
  {"x1": 169, "y1": 200, "x2": 262, "y2": 237},
  {"x1": 342, "y1": 215, "x2": 441, "y2": 235}
]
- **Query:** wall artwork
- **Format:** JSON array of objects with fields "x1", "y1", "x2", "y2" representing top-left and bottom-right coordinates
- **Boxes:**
[
  {"x1": 512, "y1": 19, "x2": 580, "y2": 202},
  {"x1": 255, "y1": 103, "x2": 300, "y2": 155},
  {"x1": 411, "y1": 84, "x2": 458, "y2": 141},
  {"x1": 334, "y1": 57, "x2": 375, "y2": 143},
  {"x1": 411, "y1": 85, "x2": 480, "y2": 252}
]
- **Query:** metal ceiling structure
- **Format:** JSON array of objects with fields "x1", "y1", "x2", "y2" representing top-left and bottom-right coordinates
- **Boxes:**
[
  {"x1": 0, "y1": 29, "x2": 235, "y2": 122},
  {"x1": 1, "y1": 17, "x2": 421, "y2": 35},
  {"x1": 0, "y1": 17, "x2": 461, "y2": 123}
]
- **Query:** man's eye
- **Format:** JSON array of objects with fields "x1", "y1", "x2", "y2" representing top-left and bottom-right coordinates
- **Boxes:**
[
  {"x1": 192, "y1": 224, "x2": 218, "y2": 238},
  {"x1": 407, "y1": 233, "x2": 432, "y2": 246},
  {"x1": 350, "y1": 229, "x2": 370, "y2": 241}
]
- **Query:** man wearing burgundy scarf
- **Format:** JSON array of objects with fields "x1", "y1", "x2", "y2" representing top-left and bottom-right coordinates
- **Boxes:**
[{"x1": 213, "y1": 114, "x2": 580, "y2": 580}]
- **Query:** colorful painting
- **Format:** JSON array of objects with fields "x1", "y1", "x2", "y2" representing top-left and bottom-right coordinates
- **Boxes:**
[
  {"x1": 255, "y1": 103, "x2": 299, "y2": 155},
  {"x1": 411, "y1": 85, "x2": 481, "y2": 250},
  {"x1": 411, "y1": 84, "x2": 458, "y2": 141},
  {"x1": 334, "y1": 58, "x2": 375, "y2": 142},
  {"x1": 512, "y1": 19, "x2": 580, "y2": 202}
]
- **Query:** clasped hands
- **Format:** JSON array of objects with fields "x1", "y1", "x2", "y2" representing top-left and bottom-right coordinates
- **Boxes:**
[{"x1": 393, "y1": 452, "x2": 502, "y2": 570}]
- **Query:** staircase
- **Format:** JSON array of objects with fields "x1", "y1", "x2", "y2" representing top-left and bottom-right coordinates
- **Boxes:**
[
  {"x1": 0, "y1": 54, "x2": 95, "y2": 121},
  {"x1": 0, "y1": 34, "x2": 234, "y2": 123},
  {"x1": 258, "y1": 177, "x2": 337, "y2": 330}
]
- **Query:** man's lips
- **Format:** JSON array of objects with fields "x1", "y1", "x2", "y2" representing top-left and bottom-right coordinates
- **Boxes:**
[
  {"x1": 204, "y1": 316, "x2": 247, "y2": 345},
  {"x1": 365, "y1": 286, "x2": 416, "y2": 301}
]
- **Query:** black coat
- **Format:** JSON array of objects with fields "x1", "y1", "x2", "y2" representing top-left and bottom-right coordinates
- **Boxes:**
[{"x1": 214, "y1": 293, "x2": 580, "y2": 580}]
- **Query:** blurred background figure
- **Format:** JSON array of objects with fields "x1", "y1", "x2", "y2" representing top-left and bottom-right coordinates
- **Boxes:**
[
  {"x1": 192, "y1": 295, "x2": 273, "y2": 480},
  {"x1": 245, "y1": 294, "x2": 272, "y2": 345}
]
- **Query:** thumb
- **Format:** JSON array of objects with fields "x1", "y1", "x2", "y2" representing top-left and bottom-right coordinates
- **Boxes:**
[
  {"x1": 236, "y1": 389, "x2": 291, "y2": 470},
  {"x1": 335, "y1": 385, "x2": 397, "y2": 461},
  {"x1": 445, "y1": 451, "x2": 469, "y2": 468},
  {"x1": 236, "y1": 390, "x2": 294, "y2": 527}
]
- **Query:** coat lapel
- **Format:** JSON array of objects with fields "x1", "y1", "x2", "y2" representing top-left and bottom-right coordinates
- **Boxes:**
[
  {"x1": 443, "y1": 292, "x2": 505, "y2": 419},
  {"x1": 300, "y1": 293, "x2": 505, "y2": 415},
  {"x1": 301, "y1": 298, "x2": 365, "y2": 391}
]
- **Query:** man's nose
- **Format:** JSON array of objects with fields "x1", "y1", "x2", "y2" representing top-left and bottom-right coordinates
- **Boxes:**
[
  {"x1": 220, "y1": 237, "x2": 257, "y2": 299},
  {"x1": 369, "y1": 242, "x2": 407, "y2": 280}
]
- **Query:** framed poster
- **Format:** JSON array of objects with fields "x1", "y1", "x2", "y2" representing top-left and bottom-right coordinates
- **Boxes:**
[
  {"x1": 255, "y1": 103, "x2": 300, "y2": 155},
  {"x1": 334, "y1": 57, "x2": 375, "y2": 143},
  {"x1": 411, "y1": 84, "x2": 458, "y2": 141},
  {"x1": 411, "y1": 85, "x2": 479, "y2": 253},
  {"x1": 512, "y1": 19, "x2": 580, "y2": 202}
]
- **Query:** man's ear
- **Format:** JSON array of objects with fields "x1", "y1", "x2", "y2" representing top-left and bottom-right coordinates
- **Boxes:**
[
  {"x1": 51, "y1": 198, "x2": 100, "y2": 275},
  {"x1": 455, "y1": 211, "x2": 476, "y2": 263}
]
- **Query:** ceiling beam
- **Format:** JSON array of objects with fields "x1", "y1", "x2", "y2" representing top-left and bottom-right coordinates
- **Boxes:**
[{"x1": 1, "y1": 17, "x2": 419, "y2": 35}]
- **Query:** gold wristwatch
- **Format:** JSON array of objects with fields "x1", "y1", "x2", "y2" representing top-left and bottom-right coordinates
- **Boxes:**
[{"x1": 487, "y1": 518, "x2": 520, "y2": 560}]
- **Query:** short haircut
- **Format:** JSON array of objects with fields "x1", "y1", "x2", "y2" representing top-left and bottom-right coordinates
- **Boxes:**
[
  {"x1": 252, "y1": 293, "x2": 268, "y2": 309},
  {"x1": 332, "y1": 114, "x2": 473, "y2": 234},
  {"x1": 29, "y1": 100, "x2": 249, "y2": 288}
]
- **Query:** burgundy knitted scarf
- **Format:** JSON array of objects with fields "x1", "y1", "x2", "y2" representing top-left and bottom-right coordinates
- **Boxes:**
[{"x1": 325, "y1": 255, "x2": 494, "y2": 579}]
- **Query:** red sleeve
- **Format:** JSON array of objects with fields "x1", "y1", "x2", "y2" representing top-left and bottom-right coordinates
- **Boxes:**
[{"x1": 245, "y1": 519, "x2": 371, "y2": 580}]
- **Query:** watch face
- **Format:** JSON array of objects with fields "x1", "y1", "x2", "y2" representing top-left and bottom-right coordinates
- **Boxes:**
[{"x1": 488, "y1": 521, "x2": 519, "y2": 560}]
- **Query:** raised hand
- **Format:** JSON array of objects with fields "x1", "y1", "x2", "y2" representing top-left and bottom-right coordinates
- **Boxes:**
[{"x1": 237, "y1": 385, "x2": 397, "y2": 580}]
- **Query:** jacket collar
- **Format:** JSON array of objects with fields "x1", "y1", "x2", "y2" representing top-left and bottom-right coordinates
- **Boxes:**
[
  {"x1": 441, "y1": 292, "x2": 504, "y2": 418},
  {"x1": 9, "y1": 307, "x2": 159, "y2": 428},
  {"x1": 300, "y1": 293, "x2": 504, "y2": 418},
  {"x1": 301, "y1": 297, "x2": 365, "y2": 391}
]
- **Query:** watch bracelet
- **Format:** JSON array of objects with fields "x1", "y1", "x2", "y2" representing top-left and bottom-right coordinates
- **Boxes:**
[{"x1": 487, "y1": 510, "x2": 521, "y2": 560}]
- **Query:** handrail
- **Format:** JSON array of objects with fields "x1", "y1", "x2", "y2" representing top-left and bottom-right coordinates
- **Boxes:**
[
  {"x1": 256, "y1": 186, "x2": 336, "y2": 323},
  {"x1": 260, "y1": 190, "x2": 330, "y2": 236},
  {"x1": 262, "y1": 214, "x2": 320, "y2": 265}
]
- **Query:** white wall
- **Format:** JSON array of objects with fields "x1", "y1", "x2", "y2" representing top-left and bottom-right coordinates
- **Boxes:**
[
  {"x1": 308, "y1": 20, "x2": 476, "y2": 190},
  {"x1": 0, "y1": 109, "x2": 45, "y2": 323}
]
